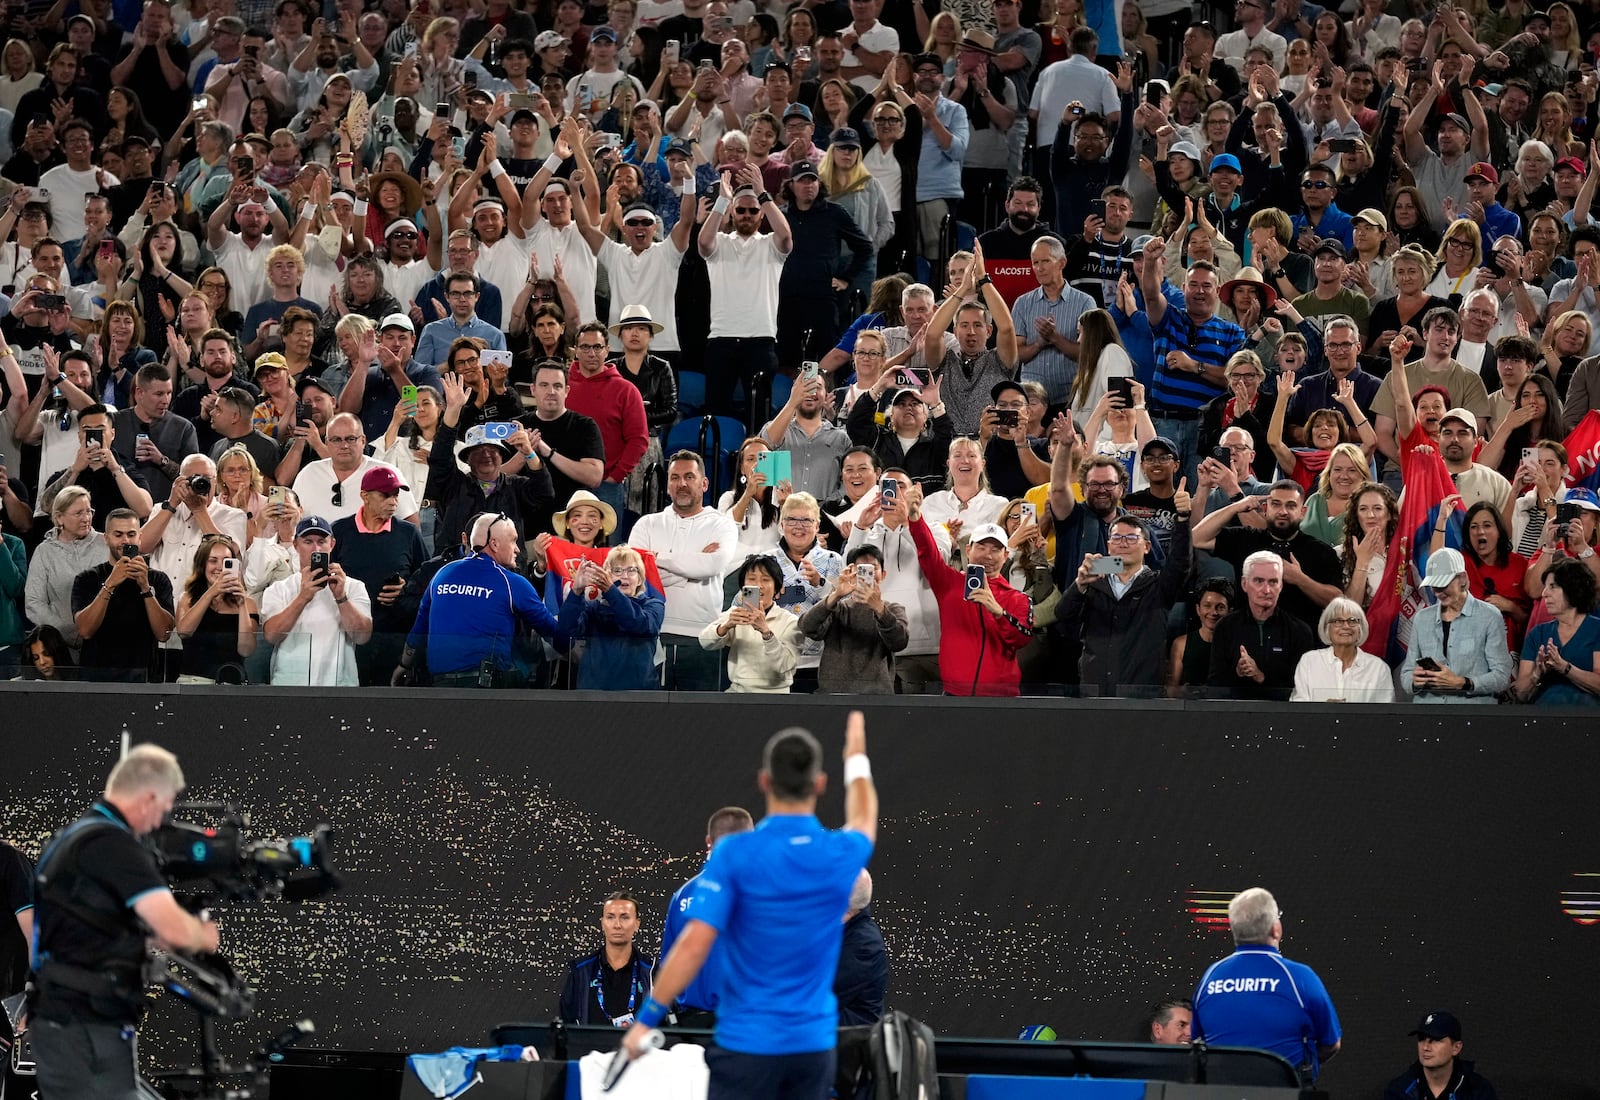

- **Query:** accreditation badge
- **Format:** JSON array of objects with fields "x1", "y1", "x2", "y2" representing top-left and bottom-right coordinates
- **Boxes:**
[{"x1": 611, "y1": 1013, "x2": 635, "y2": 1028}]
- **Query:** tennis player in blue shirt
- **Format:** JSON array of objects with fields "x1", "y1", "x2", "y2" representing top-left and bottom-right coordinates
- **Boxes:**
[{"x1": 620, "y1": 712, "x2": 878, "y2": 1098}]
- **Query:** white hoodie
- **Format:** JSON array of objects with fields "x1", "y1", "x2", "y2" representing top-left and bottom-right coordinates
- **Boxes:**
[{"x1": 845, "y1": 520, "x2": 949, "y2": 657}]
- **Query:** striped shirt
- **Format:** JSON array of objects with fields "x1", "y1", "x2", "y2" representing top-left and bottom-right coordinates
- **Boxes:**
[{"x1": 1150, "y1": 308, "x2": 1246, "y2": 412}]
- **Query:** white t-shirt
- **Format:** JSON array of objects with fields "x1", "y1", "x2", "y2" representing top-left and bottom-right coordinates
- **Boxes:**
[
  {"x1": 40, "y1": 164, "x2": 119, "y2": 244},
  {"x1": 149, "y1": 500, "x2": 250, "y2": 592},
  {"x1": 475, "y1": 233, "x2": 534, "y2": 312},
  {"x1": 381, "y1": 258, "x2": 436, "y2": 310},
  {"x1": 705, "y1": 230, "x2": 785, "y2": 339},
  {"x1": 599, "y1": 237, "x2": 685, "y2": 352},
  {"x1": 213, "y1": 233, "x2": 272, "y2": 319},
  {"x1": 260, "y1": 572, "x2": 372, "y2": 685},
  {"x1": 292, "y1": 456, "x2": 420, "y2": 523},
  {"x1": 565, "y1": 69, "x2": 646, "y2": 118},
  {"x1": 864, "y1": 143, "x2": 902, "y2": 211},
  {"x1": 528, "y1": 219, "x2": 598, "y2": 323},
  {"x1": 842, "y1": 21, "x2": 899, "y2": 93},
  {"x1": 36, "y1": 403, "x2": 115, "y2": 511},
  {"x1": 628, "y1": 506, "x2": 741, "y2": 637}
]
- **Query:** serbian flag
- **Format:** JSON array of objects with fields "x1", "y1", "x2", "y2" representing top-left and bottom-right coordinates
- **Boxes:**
[
  {"x1": 1363, "y1": 434, "x2": 1465, "y2": 664},
  {"x1": 1561, "y1": 411, "x2": 1600, "y2": 491},
  {"x1": 542, "y1": 537, "x2": 666, "y2": 615}
]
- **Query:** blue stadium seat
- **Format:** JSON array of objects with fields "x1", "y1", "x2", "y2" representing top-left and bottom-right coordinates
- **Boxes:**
[
  {"x1": 769, "y1": 372, "x2": 792, "y2": 411},
  {"x1": 662, "y1": 415, "x2": 748, "y2": 503},
  {"x1": 676, "y1": 371, "x2": 706, "y2": 419}
]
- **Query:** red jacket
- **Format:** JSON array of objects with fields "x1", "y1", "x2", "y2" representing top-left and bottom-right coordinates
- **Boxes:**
[
  {"x1": 566, "y1": 362, "x2": 649, "y2": 482},
  {"x1": 910, "y1": 516, "x2": 1033, "y2": 696}
]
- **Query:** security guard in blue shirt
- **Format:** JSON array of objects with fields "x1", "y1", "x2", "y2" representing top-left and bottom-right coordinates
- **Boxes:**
[
  {"x1": 619, "y1": 714, "x2": 878, "y2": 1100},
  {"x1": 394, "y1": 512, "x2": 566, "y2": 688},
  {"x1": 1192, "y1": 887, "x2": 1342, "y2": 1085},
  {"x1": 659, "y1": 806, "x2": 755, "y2": 1028}
]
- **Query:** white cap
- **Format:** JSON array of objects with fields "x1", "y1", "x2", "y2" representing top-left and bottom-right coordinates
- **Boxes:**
[
  {"x1": 966, "y1": 523, "x2": 1009, "y2": 547},
  {"x1": 1421, "y1": 547, "x2": 1466, "y2": 589}
]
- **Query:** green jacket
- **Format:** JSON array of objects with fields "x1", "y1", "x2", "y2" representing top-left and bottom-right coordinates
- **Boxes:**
[{"x1": 0, "y1": 532, "x2": 28, "y2": 647}]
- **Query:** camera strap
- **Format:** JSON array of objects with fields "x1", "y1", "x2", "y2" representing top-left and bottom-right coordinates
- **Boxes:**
[{"x1": 32, "y1": 811, "x2": 135, "y2": 972}]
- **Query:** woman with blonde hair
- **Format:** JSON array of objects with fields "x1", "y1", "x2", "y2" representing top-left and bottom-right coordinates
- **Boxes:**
[
  {"x1": 1364, "y1": 245, "x2": 1449, "y2": 358},
  {"x1": 0, "y1": 38, "x2": 40, "y2": 112},
  {"x1": 818, "y1": 133, "x2": 893, "y2": 298},
  {"x1": 24, "y1": 486, "x2": 107, "y2": 650},
  {"x1": 557, "y1": 544, "x2": 665, "y2": 691},
  {"x1": 1298, "y1": 441, "x2": 1372, "y2": 546},
  {"x1": 1534, "y1": 91, "x2": 1584, "y2": 158},
  {"x1": 773, "y1": 491, "x2": 844, "y2": 689},
  {"x1": 921, "y1": 436, "x2": 1007, "y2": 536},
  {"x1": 922, "y1": 12, "x2": 961, "y2": 72},
  {"x1": 1549, "y1": 2, "x2": 1581, "y2": 66},
  {"x1": 1427, "y1": 218, "x2": 1482, "y2": 300},
  {"x1": 175, "y1": 534, "x2": 257, "y2": 683},
  {"x1": 216, "y1": 444, "x2": 268, "y2": 536},
  {"x1": 417, "y1": 17, "x2": 466, "y2": 107}
]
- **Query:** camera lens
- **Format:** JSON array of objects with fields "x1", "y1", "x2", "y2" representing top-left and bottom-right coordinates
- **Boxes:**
[{"x1": 190, "y1": 475, "x2": 212, "y2": 495}]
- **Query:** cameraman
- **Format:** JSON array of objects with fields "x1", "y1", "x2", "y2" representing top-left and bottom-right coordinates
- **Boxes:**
[
  {"x1": 71, "y1": 508, "x2": 176, "y2": 682},
  {"x1": 31, "y1": 745, "x2": 219, "y2": 1100}
]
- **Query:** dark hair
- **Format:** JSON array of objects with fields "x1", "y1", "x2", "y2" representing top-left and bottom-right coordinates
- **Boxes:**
[
  {"x1": 1146, "y1": 1000, "x2": 1192, "y2": 1041},
  {"x1": 1075, "y1": 112, "x2": 1108, "y2": 133},
  {"x1": 138, "y1": 219, "x2": 184, "y2": 275},
  {"x1": 281, "y1": 304, "x2": 317, "y2": 335},
  {"x1": 1069, "y1": 25, "x2": 1098, "y2": 54},
  {"x1": 104, "y1": 506, "x2": 139, "y2": 528},
  {"x1": 1496, "y1": 373, "x2": 1565, "y2": 479},
  {"x1": 1542, "y1": 557, "x2": 1598, "y2": 613},
  {"x1": 446, "y1": 270, "x2": 480, "y2": 294},
  {"x1": 740, "y1": 553, "x2": 785, "y2": 591},
  {"x1": 1194, "y1": 576, "x2": 1235, "y2": 603},
  {"x1": 761, "y1": 726, "x2": 822, "y2": 801},
  {"x1": 1570, "y1": 225, "x2": 1600, "y2": 253},
  {"x1": 1007, "y1": 175, "x2": 1044, "y2": 201},
  {"x1": 77, "y1": 402, "x2": 110, "y2": 424},
  {"x1": 1268, "y1": 478, "x2": 1305, "y2": 498},
  {"x1": 134, "y1": 363, "x2": 170, "y2": 390},
  {"x1": 667, "y1": 448, "x2": 704, "y2": 475},
  {"x1": 1460, "y1": 501, "x2": 1511, "y2": 569},
  {"x1": 842, "y1": 444, "x2": 880, "y2": 471},
  {"x1": 1422, "y1": 305, "x2": 1460, "y2": 330},
  {"x1": 603, "y1": 889, "x2": 640, "y2": 917},
  {"x1": 846, "y1": 543, "x2": 885, "y2": 566},
  {"x1": 1495, "y1": 334, "x2": 1540, "y2": 363},
  {"x1": 23, "y1": 624, "x2": 75, "y2": 677},
  {"x1": 1110, "y1": 514, "x2": 1150, "y2": 541}
]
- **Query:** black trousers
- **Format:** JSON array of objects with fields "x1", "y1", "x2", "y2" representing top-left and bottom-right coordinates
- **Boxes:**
[
  {"x1": 33, "y1": 1016, "x2": 139, "y2": 1100},
  {"x1": 704, "y1": 336, "x2": 777, "y2": 419}
]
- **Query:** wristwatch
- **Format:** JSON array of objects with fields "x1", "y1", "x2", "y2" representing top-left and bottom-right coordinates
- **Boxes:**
[
  {"x1": 1461, "y1": 677, "x2": 1475, "y2": 694},
  {"x1": 160, "y1": 501, "x2": 177, "y2": 513}
]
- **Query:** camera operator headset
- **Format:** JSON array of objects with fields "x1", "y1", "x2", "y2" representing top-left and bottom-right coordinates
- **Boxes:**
[
  {"x1": 29, "y1": 744, "x2": 219, "y2": 1100},
  {"x1": 392, "y1": 511, "x2": 567, "y2": 689}
]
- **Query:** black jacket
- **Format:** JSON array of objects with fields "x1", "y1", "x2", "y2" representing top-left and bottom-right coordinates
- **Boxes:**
[
  {"x1": 1057, "y1": 520, "x2": 1191, "y2": 697},
  {"x1": 845, "y1": 394, "x2": 954, "y2": 491},
  {"x1": 1383, "y1": 1058, "x2": 1499, "y2": 1100},
  {"x1": 779, "y1": 199, "x2": 874, "y2": 295},
  {"x1": 1207, "y1": 605, "x2": 1314, "y2": 700},
  {"x1": 610, "y1": 352, "x2": 679, "y2": 432},
  {"x1": 426, "y1": 420, "x2": 555, "y2": 556},
  {"x1": 833, "y1": 907, "x2": 888, "y2": 1027}
]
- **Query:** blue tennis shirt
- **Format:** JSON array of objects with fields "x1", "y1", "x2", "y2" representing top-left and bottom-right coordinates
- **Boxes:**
[
  {"x1": 686, "y1": 812, "x2": 873, "y2": 1055},
  {"x1": 1192, "y1": 943, "x2": 1342, "y2": 1081}
]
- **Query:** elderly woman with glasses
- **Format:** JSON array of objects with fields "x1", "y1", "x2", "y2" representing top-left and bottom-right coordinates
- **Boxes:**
[
  {"x1": 1290, "y1": 597, "x2": 1394, "y2": 702},
  {"x1": 557, "y1": 544, "x2": 664, "y2": 690},
  {"x1": 1402, "y1": 547, "x2": 1516, "y2": 703},
  {"x1": 773, "y1": 491, "x2": 843, "y2": 691}
]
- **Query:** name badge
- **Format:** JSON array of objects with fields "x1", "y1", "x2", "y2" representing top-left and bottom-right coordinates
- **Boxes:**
[{"x1": 611, "y1": 1013, "x2": 635, "y2": 1028}]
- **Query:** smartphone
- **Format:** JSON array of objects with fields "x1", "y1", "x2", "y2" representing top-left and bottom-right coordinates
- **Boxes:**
[
  {"x1": 310, "y1": 551, "x2": 331, "y2": 579},
  {"x1": 36, "y1": 293, "x2": 66, "y2": 310},
  {"x1": 463, "y1": 69, "x2": 477, "y2": 89},
  {"x1": 191, "y1": 95, "x2": 209, "y2": 112},
  {"x1": 1089, "y1": 198, "x2": 1107, "y2": 221},
  {"x1": 508, "y1": 92, "x2": 535, "y2": 109},
  {"x1": 244, "y1": 43, "x2": 259, "y2": 58},
  {"x1": 1108, "y1": 376, "x2": 1135, "y2": 405},
  {"x1": 269, "y1": 485, "x2": 288, "y2": 508},
  {"x1": 1212, "y1": 446, "x2": 1232, "y2": 464},
  {"x1": 854, "y1": 562, "x2": 876, "y2": 583},
  {"x1": 296, "y1": 401, "x2": 313, "y2": 427},
  {"x1": 401, "y1": 384, "x2": 419, "y2": 405},
  {"x1": 1020, "y1": 502, "x2": 1037, "y2": 527},
  {"x1": 1089, "y1": 555, "x2": 1125, "y2": 575},
  {"x1": 712, "y1": 14, "x2": 733, "y2": 31},
  {"x1": 1522, "y1": 447, "x2": 1538, "y2": 467},
  {"x1": 665, "y1": 39, "x2": 680, "y2": 62},
  {"x1": 1327, "y1": 137, "x2": 1358, "y2": 154},
  {"x1": 963, "y1": 563, "x2": 986, "y2": 600},
  {"x1": 137, "y1": 432, "x2": 151, "y2": 449},
  {"x1": 1557, "y1": 501, "x2": 1582, "y2": 524},
  {"x1": 435, "y1": 101, "x2": 450, "y2": 117},
  {"x1": 1415, "y1": 656, "x2": 1441, "y2": 672},
  {"x1": 879, "y1": 477, "x2": 899, "y2": 505},
  {"x1": 1484, "y1": 250, "x2": 1506, "y2": 278},
  {"x1": 994, "y1": 407, "x2": 1020, "y2": 427},
  {"x1": 97, "y1": 238, "x2": 117, "y2": 265},
  {"x1": 800, "y1": 361, "x2": 821, "y2": 382},
  {"x1": 222, "y1": 557, "x2": 241, "y2": 577},
  {"x1": 697, "y1": 59, "x2": 715, "y2": 72},
  {"x1": 84, "y1": 426, "x2": 104, "y2": 447},
  {"x1": 794, "y1": 45, "x2": 811, "y2": 62},
  {"x1": 231, "y1": 155, "x2": 252, "y2": 175},
  {"x1": 1144, "y1": 79, "x2": 1166, "y2": 107},
  {"x1": 385, "y1": 572, "x2": 404, "y2": 590},
  {"x1": 739, "y1": 584, "x2": 761, "y2": 609}
]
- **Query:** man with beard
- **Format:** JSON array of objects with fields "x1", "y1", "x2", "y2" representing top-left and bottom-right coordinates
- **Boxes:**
[
  {"x1": 287, "y1": 18, "x2": 378, "y2": 110},
  {"x1": 759, "y1": 373, "x2": 852, "y2": 502},
  {"x1": 1064, "y1": 185, "x2": 1135, "y2": 307},
  {"x1": 522, "y1": 137, "x2": 600, "y2": 323},
  {"x1": 417, "y1": 231, "x2": 505, "y2": 330},
  {"x1": 1191, "y1": 479, "x2": 1343, "y2": 629},
  {"x1": 1369, "y1": 307, "x2": 1491, "y2": 473},
  {"x1": 171, "y1": 330, "x2": 261, "y2": 453},
  {"x1": 581, "y1": 167, "x2": 696, "y2": 358},
  {"x1": 976, "y1": 177, "x2": 1063, "y2": 305},
  {"x1": 1048, "y1": 434, "x2": 1134, "y2": 595},
  {"x1": 922, "y1": 243, "x2": 1019, "y2": 434},
  {"x1": 1435, "y1": 408, "x2": 1511, "y2": 511},
  {"x1": 629, "y1": 450, "x2": 740, "y2": 691},
  {"x1": 1480, "y1": 9, "x2": 1568, "y2": 100}
]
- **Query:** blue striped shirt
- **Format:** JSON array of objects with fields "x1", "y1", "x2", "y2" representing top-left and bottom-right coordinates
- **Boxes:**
[{"x1": 1150, "y1": 307, "x2": 1246, "y2": 412}]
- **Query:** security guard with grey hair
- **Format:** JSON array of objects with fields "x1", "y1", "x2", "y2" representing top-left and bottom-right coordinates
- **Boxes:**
[
  {"x1": 1191, "y1": 886, "x2": 1342, "y2": 1084},
  {"x1": 395, "y1": 512, "x2": 566, "y2": 687},
  {"x1": 31, "y1": 745, "x2": 220, "y2": 1100}
]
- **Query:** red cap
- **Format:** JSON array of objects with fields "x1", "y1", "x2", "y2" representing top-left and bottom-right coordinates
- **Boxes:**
[
  {"x1": 1556, "y1": 156, "x2": 1588, "y2": 176},
  {"x1": 360, "y1": 466, "x2": 409, "y2": 495},
  {"x1": 1464, "y1": 161, "x2": 1499, "y2": 184}
]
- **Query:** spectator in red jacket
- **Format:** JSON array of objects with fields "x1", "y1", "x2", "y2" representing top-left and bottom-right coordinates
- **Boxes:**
[
  {"x1": 566, "y1": 321, "x2": 648, "y2": 529},
  {"x1": 908, "y1": 511, "x2": 1033, "y2": 696}
]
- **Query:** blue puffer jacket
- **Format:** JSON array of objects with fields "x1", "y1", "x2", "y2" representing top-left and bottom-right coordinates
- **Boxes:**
[{"x1": 558, "y1": 583, "x2": 665, "y2": 691}]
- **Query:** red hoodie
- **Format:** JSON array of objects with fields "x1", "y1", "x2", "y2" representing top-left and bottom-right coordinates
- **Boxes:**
[
  {"x1": 910, "y1": 515, "x2": 1033, "y2": 696},
  {"x1": 566, "y1": 361, "x2": 648, "y2": 482}
]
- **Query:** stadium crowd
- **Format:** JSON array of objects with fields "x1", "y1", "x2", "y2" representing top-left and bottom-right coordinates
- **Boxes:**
[{"x1": 0, "y1": 0, "x2": 1597, "y2": 701}]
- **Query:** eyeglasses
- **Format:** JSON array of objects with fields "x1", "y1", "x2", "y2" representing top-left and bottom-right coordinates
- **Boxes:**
[
  {"x1": 1325, "y1": 340, "x2": 1358, "y2": 349},
  {"x1": 326, "y1": 434, "x2": 361, "y2": 445},
  {"x1": 1108, "y1": 532, "x2": 1142, "y2": 543},
  {"x1": 612, "y1": 565, "x2": 641, "y2": 577},
  {"x1": 1300, "y1": 180, "x2": 1331, "y2": 189},
  {"x1": 1328, "y1": 617, "x2": 1363, "y2": 627},
  {"x1": 874, "y1": 115, "x2": 903, "y2": 125},
  {"x1": 1141, "y1": 453, "x2": 1175, "y2": 462},
  {"x1": 446, "y1": 290, "x2": 477, "y2": 298},
  {"x1": 1225, "y1": 372, "x2": 1262, "y2": 381},
  {"x1": 854, "y1": 349, "x2": 884, "y2": 358},
  {"x1": 200, "y1": 279, "x2": 228, "y2": 290},
  {"x1": 783, "y1": 517, "x2": 816, "y2": 527},
  {"x1": 330, "y1": 482, "x2": 343, "y2": 508},
  {"x1": 1445, "y1": 238, "x2": 1474, "y2": 249}
]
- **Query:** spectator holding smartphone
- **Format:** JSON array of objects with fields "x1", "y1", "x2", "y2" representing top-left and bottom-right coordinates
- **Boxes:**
[
  {"x1": 260, "y1": 514, "x2": 372, "y2": 686},
  {"x1": 698, "y1": 553, "x2": 801, "y2": 693},
  {"x1": 174, "y1": 533, "x2": 257, "y2": 683},
  {"x1": 798, "y1": 545, "x2": 908, "y2": 694},
  {"x1": 909, "y1": 513, "x2": 1032, "y2": 696}
]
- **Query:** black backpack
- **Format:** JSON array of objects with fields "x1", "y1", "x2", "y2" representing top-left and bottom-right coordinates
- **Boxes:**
[{"x1": 837, "y1": 1010, "x2": 939, "y2": 1100}]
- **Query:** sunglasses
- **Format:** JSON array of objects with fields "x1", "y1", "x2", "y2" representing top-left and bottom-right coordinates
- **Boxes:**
[
  {"x1": 624, "y1": 218, "x2": 655, "y2": 227},
  {"x1": 388, "y1": 230, "x2": 419, "y2": 239},
  {"x1": 1300, "y1": 180, "x2": 1331, "y2": 189}
]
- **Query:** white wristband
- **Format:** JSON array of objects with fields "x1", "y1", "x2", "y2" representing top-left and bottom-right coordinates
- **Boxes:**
[
  {"x1": 488, "y1": 159, "x2": 506, "y2": 179},
  {"x1": 679, "y1": 180, "x2": 696, "y2": 196},
  {"x1": 352, "y1": 199, "x2": 368, "y2": 216},
  {"x1": 298, "y1": 200, "x2": 316, "y2": 222},
  {"x1": 843, "y1": 754, "x2": 872, "y2": 785},
  {"x1": 713, "y1": 195, "x2": 730, "y2": 214},
  {"x1": 543, "y1": 152, "x2": 563, "y2": 173}
]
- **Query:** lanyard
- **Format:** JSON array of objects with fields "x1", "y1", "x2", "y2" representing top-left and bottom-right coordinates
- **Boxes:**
[{"x1": 592, "y1": 956, "x2": 640, "y2": 1021}]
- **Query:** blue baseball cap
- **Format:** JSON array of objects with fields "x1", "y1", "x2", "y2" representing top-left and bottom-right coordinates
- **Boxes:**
[
  {"x1": 1562, "y1": 487, "x2": 1600, "y2": 512},
  {"x1": 294, "y1": 515, "x2": 333, "y2": 538},
  {"x1": 1209, "y1": 153, "x2": 1243, "y2": 174}
]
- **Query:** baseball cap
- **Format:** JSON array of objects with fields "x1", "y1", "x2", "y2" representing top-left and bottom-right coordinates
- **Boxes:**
[
  {"x1": 791, "y1": 160, "x2": 820, "y2": 181},
  {"x1": 1421, "y1": 547, "x2": 1466, "y2": 588},
  {"x1": 1167, "y1": 140, "x2": 1203, "y2": 166},
  {"x1": 990, "y1": 379, "x2": 1026, "y2": 403},
  {"x1": 967, "y1": 523, "x2": 1009, "y2": 547},
  {"x1": 891, "y1": 387, "x2": 925, "y2": 405},
  {"x1": 1209, "y1": 153, "x2": 1243, "y2": 174},
  {"x1": 1311, "y1": 238, "x2": 1346, "y2": 260},
  {"x1": 1561, "y1": 486, "x2": 1600, "y2": 512},
  {"x1": 294, "y1": 515, "x2": 333, "y2": 538},
  {"x1": 1556, "y1": 155, "x2": 1588, "y2": 175},
  {"x1": 1464, "y1": 161, "x2": 1499, "y2": 184},
  {"x1": 1438, "y1": 112, "x2": 1471, "y2": 132},
  {"x1": 783, "y1": 102, "x2": 813, "y2": 122},
  {"x1": 831, "y1": 126, "x2": 862, "y2": 148},
  {"x1": 1409, "y1": 1012, "x2": 1462, "y2": 1041},
  {"x1": 295, "y1": 374, "x2": 337, "y2": 399},
  {"x1": 1131, "y1": 233, "x2": 1156, "y2": 251},
  {"x1": 1141, "y1": 435, "x2": 1179, "y2": 459},
  {"x1": 1439, "y1": 407, "x2": 1478, "y2": 430},
  {"x1": 360, "y1": 466, "x2": 409, "y2": 494},
  {"x1": 380, "y1": 312, "x2": 414, "y2": 333},
  {"x1": 1524, "y1": 8, "x2": 1552, "y2": 26},
  {"x1": 510, "y1": 108, "x2": 538, "y2": 125},
  {"x1": 664, "y1": 138, "x2": 693, "y2": 159},
  {"x1": 589, "y1": 24, "x2": 618, "y2": 41},
  {"x1": 1352, "y1": 208, "x2": 1389, "y2": 231},
  {"x1": 534, "y1": 30, "x2": 568, "y2": 50},
  {"x1": 252, "y1": 352, "x2": 288, "y2": 378}
]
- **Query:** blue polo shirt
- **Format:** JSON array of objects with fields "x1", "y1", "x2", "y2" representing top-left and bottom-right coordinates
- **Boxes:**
[
  {"x1": 1192, "y1": 944, "x2": 1342, "y2": 1081},
  {"x1": 1290, "y1": 204, "x2": 1355, "y2": 250},
  {"x1": 1476, "y1": 204, "x2": 1522, "y2": 248},
  {"x1": 686, "y1": 813, "x2": 872, "y2": 1055}
]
